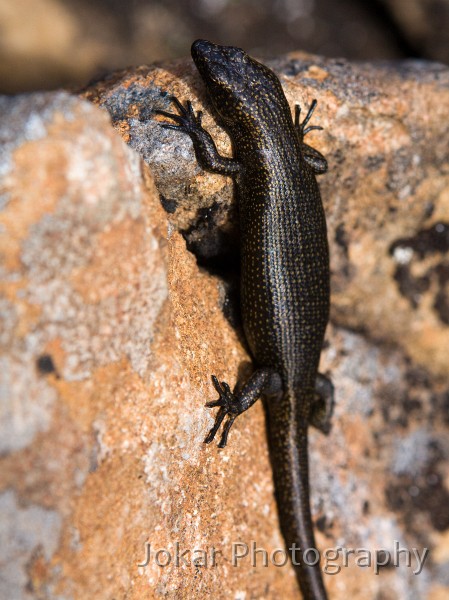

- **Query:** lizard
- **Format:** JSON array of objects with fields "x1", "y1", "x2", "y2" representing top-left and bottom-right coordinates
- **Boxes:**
[{"x1": 156, "y1": 39, "x2": 333, "y2": 600}]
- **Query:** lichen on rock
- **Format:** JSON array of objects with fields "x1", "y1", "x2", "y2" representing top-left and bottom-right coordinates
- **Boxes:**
[{"x1": 0, "y1": 51, "x2": 448, "y2": 599}]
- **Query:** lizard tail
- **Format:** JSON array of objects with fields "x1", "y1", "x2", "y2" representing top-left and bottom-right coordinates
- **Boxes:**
[{"x1": 266, "y1": 393, "x2": 328, "y2": 600}]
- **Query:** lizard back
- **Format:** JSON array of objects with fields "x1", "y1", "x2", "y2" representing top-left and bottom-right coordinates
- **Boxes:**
[
  {"x1": 158, "y1": 39, "x2": 332, "y2": 600},
  {"x1": 192, "y1": 40, "x2": 330, "y2": 402}
]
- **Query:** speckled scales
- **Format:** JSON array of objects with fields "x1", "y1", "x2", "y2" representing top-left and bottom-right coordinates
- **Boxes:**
[
  {"x1": 158, "y1": 39, "x2": 331, "y2": 600},
  {"x1": 239, "y1": 156, "x2": 329, "y2": 397}
]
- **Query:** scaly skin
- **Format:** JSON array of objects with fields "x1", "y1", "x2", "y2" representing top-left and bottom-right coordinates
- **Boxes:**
[{"x1": 156, "y1": 39, "x2": 333, "y2": 600}]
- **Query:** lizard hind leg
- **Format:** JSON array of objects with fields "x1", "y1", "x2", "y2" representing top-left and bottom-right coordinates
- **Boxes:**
[
  {"x1": 204, "y1": 368, "x2": 281, "y2": 448},
  {"x1": 310, "y1": 372, "x2": 334, "y2": 434}
]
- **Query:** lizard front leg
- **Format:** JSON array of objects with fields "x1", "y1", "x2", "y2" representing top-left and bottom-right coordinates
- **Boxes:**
[
  {"x1": 294, "y1": 100, "x2": 328, "y2": 174},
  {"x1": 155, "y1": 95, "x2": 240, "y2": 176}
]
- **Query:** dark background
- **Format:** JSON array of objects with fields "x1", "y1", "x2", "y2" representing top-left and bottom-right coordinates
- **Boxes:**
[{"x1": 1, "y1": 0, "x2": 448, "y2": 94}]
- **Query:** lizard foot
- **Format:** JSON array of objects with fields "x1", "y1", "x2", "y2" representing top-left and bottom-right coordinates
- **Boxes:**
[
  {"x1": 310, "y1": 372, "x2": 334, "y2": 434},
  {"x1": 204, "y1": 375, "x2": 244, "y2": 448},
  {"x1": 154, "y1": 95, "x2": 203, "y2": 135},
  {"x1": 294, "y1": 99, "x2": 328, "y2": 174},
  {"x1": 204, "y1": 368, "x2": 279, "y2": 448}
]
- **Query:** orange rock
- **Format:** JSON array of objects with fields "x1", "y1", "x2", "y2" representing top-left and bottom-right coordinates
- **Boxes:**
[{"x1": 1, "y1": 50, "x2": 449, "y2": 599}]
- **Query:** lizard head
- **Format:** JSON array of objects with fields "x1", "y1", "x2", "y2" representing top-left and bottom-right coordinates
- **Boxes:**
[{"x1": 191, "y1": 39, "x2": 288, "y2": 128}]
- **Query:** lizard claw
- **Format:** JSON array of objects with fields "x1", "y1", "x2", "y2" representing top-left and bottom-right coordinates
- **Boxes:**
[
  {"x1": 294, "y1": 99, "x2": 324, "y2": 142},
  {"x1": 204, "y1": 375, "x2": 241, "y2": 447},
  {"x1": 155, "y1": 94, "x2": 203, "y2": 133}
]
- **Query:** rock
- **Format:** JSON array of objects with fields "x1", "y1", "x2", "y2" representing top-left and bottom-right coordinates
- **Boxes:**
[
  {"x1": 1, "y1": 52, "x2": 449, "y2": 599},
  {"x1": 82, "y1": 53, "x2": 449, "y2": 377},
  {"x1": 0, "y1": 90, "x2": 293, "y2": 599}
]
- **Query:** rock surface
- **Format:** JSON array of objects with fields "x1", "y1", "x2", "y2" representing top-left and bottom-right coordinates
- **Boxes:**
[
  {"x1": 83, "y1": 53, "x2": 449, "y2": 377},
  {"x1": 0, "y1": 52, "x2": 448, "y2": 600}
]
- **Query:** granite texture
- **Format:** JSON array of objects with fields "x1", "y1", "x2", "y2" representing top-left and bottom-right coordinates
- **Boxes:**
[{"x1": 1, "y1": 51, "x2": 449, "y2": 599}]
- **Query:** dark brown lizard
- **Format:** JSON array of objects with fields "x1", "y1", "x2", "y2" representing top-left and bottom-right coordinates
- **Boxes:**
[{"x1": 156, "y1": 39, "x2": 333, "y2": 600}]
